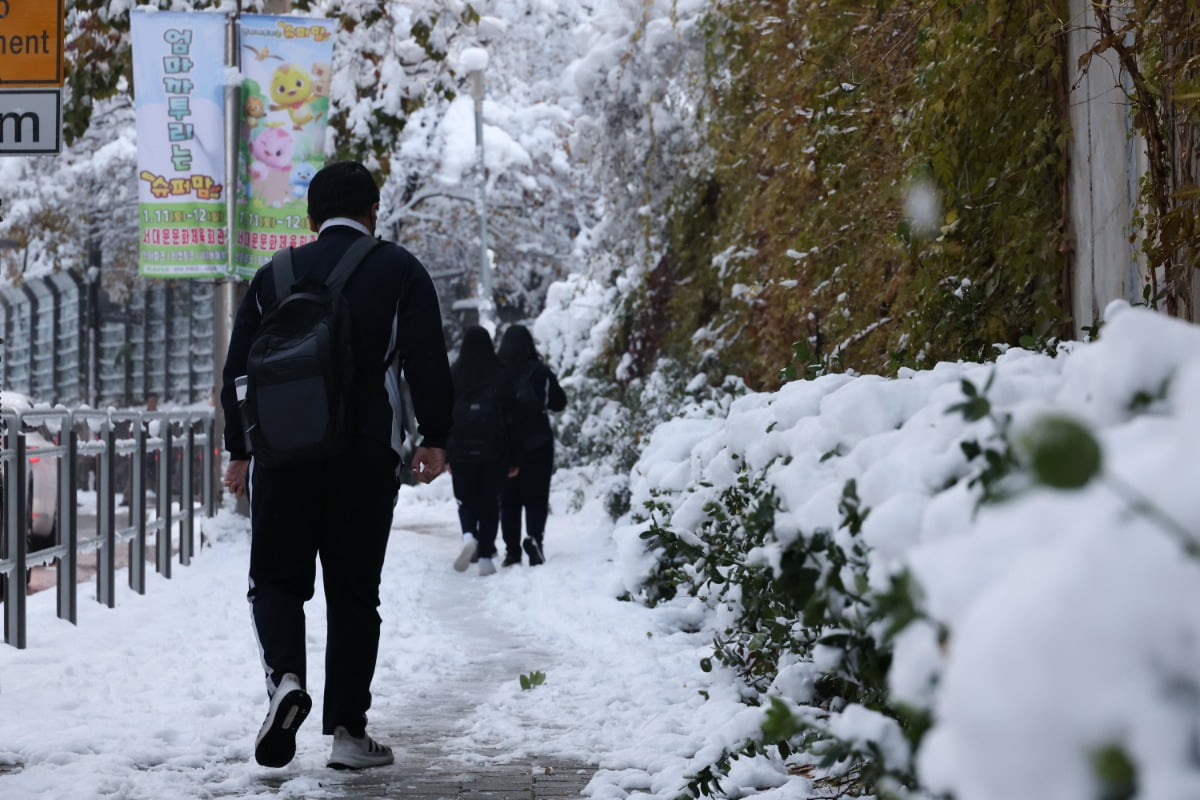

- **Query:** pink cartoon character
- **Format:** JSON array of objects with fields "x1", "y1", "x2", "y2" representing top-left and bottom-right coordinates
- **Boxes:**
[{"x1": 249, "y1": 127, "x2": 294, "y2": 207}]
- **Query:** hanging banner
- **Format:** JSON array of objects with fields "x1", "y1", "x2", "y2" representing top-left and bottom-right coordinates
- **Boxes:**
[
  {"x1": 131, "y1": 10, "x2": 228, "y2": 278},
  {"x1": 233, "y1": 15, "x2": 335, "y2": 280}
]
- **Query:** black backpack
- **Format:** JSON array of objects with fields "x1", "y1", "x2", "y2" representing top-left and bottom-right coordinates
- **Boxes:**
[
  {"x1": 450, "y1": 382, "x2": 504, "y2": 464},
  {"x1": 513, "y1": 362, "x2": 553, "y2": 450},
  {"x1": 242, "y1": 236, "x2": 383, "y2": 468}
]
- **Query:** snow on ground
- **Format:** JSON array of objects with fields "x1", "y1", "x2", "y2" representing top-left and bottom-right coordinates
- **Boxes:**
[{"x1": 0, "y1": 462, "x2": 738, "y2": 799}]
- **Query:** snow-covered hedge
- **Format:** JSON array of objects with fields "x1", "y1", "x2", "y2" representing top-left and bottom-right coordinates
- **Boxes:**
[{"x1": 602, "y1": 302, "x2": 1200, "y2": 800}]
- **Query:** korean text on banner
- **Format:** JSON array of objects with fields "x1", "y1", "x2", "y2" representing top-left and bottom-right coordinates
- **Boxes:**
[
  {"x1": 233, "y1": 15, "x2": 335, "y2": 280},
  {"x1": 131, "y1": 10, "x2": 228, "y2": 279}
]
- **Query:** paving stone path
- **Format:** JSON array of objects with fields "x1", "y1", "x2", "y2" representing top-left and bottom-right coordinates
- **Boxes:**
[{"x1": 226, "y1": 523, "x2": 597, "y2": 799}]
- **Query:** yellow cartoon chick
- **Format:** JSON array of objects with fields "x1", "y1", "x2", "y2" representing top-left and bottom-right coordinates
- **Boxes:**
[{"x1": 268, "y1": 64, "x2": 319, "y2": 130}]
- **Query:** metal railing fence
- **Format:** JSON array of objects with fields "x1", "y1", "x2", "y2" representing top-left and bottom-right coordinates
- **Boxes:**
[
  {"x1": 0, "y1": 275, "x2": 215, "y2": 408},
  {"x1": 0, "y1": 404, "x2": 216, "y2": 649}
]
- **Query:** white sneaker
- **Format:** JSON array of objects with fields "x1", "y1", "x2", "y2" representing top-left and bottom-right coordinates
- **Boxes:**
[
  {"x1": 254, "y1": 673, "x2": 311, "y2": 768},
  {"x1": 454, "y1": 534, "x2": 478, "y2": 572},
  {"x1": 327, "y1": 726, "x2": 394, "y2": 769},
  {"x1": 478, "y1": 557, "x2": 496, "y2": 576}
]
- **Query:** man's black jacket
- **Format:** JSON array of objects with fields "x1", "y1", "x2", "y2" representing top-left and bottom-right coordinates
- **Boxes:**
[{"x1": 220, "y1": 225, "x2": 454, "y2": 463}]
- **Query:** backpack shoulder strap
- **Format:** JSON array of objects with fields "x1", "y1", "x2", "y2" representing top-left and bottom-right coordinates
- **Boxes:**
[
  {"x1": 326, "y1": 236, "x2": 385, "y2": 295},
  {"x1": 271, "y1": 247, "x2": 295, "y2": 300}
]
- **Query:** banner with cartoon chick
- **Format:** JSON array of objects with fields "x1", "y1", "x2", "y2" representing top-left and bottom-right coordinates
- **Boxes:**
[
  {"x1": 131, "y1": 10, "x2": 228, "y2": 278},
  {"x1": 233, "y1": 15, "x2": 335, "y2": 279}
]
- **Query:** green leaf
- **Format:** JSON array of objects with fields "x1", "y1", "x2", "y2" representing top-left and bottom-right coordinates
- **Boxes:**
[
  {"x1": 1092, "y1": 743, "x2": 1137, "y2": 800},
  {"x1": 1017, "y1": 413, "x2": 1103, "y2": 489},
  {"x1": 760, "y1": 697, "x2": 803, "y2": 743},
  {"x1": 947, "y1": 396, "x2": 991, "y2": 421},
  {"x1": 961, "y1": 396, "x2": 991, "y2": 421},
  {"x1": 518, "y1": 671, "x2": 547, "y2": 690}
]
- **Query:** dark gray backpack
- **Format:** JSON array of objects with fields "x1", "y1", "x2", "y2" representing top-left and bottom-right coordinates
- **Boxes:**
[
  {"x1": 243, "y1": 236, "x2": 383, "y2": 467},
  {"x1": 450, "y1": 382, "x2": 504, "y2": 464},
  {"x1": 513, "y1": 361, "x2": 552, "y2": 450}
]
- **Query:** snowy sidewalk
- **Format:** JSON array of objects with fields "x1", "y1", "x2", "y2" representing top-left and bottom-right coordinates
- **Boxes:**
[{"x1": 0, "y1": 472, "x2": 728, "y2": 800}]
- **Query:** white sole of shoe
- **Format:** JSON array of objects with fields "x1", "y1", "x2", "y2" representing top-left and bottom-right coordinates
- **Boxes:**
[
  {"x1": 327, "y1": 752, "x2": 395, "y2": 770},
  {"x1": 327, "y1": 738, "x2": 395, "y2": 770},
  {"x1": 453, "y1": 539, "x2": 477, "y2": 572},
  {"x1": 254, "y1": 686, "x2": 312, "y2": 768}
]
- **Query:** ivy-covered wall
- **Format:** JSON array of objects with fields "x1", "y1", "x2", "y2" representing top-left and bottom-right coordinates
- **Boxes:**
[{"x1": 621, "y1": 0, "x2": 1074, "y2": 390}]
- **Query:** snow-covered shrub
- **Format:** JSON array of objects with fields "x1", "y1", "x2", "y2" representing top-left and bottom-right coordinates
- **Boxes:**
[
  {"x1": 630, "y1": 456, "x2": 928, "y2": 793},
  {"x1": 606, "y1": 304, "x2": 1200, "y2": 800}
]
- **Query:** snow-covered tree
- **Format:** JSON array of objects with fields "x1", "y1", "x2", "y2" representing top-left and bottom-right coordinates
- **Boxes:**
[{"x1": 1, "y1": 0, "x2": 601, "y2": 331}]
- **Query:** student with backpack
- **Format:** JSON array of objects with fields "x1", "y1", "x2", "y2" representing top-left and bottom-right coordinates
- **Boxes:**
[
  {"x1": 219, "y1": 161, "x2": 454, "y2": 772},
  {"x1": 497, "y1": 325, "x2": 567, "y2": 566},
  {"x1": 447, "y1": 325, "x2": 520, "y2": 576}
]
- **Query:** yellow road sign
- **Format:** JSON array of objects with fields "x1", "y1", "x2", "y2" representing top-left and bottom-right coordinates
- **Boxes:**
[{"x1": 0, "y1": 1, "x2": 65, "y2": 87}]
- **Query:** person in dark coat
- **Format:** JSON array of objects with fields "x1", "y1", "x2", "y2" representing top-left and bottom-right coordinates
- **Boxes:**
[
  {"x1": 219, "y1": 161, "x2": 453, "y2": 771},
  {"x1": 497, "y1": 324, "x2": 566, "y2": 566},
  {"x1": 447, "y1": 325, "x2": 520, "y2": 576}
]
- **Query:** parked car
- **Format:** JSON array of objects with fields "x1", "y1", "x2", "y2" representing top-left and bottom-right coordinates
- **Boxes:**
[{"x1": 0, "y1": 392, "x2": 60, "y2": 552}]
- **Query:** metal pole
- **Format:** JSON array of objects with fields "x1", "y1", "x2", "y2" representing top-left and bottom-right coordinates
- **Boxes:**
[
  {"x1": 470, "y1": 69, "x2": 492, "y2": 325},
  {"x1": 214, "y1": 11, "x2": 241, "y2": 510},
  {"x1": 97, "y1": 419, "x2": 116, "y2": 608},
  {"x1": 130, "y1": 418, "x2": 147, "y2": 594},
  {"x1": 181, "y1": 420, "x2": 194, "y2": 565},
  {"x1": 87, "y1": 237, "x2": 101, "y2": 407},
  {"x1": 57, "y1": 424, "x2": 77, "y2": 623},
  {"x1": 205, "y1": 414, "x2": 216, "y2": 518},
  {"x1": 157, "y1": 421, "x2": 173, "y2": 579},
  {"x1": 4, "y1": 426, "x2": 28, "y2": 648},
  {"x1": 216, "y1": 0, "x2": 288, "y2": 514}
]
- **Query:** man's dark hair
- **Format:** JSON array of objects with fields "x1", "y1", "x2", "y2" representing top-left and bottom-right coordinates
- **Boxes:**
[{"x1": 307, "y1": 161, "x2": 380, "y2": 225}]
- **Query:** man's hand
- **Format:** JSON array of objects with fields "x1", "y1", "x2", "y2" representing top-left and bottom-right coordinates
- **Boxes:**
[
  {"x1": 507, "y1": 466, "x2": 520, "y2": 478},
  {"x1": 223, "y1": 459, "x2": 250, "y2": 497},
  {"x1": 410, "y1": 447, "x2": 447, "y2": 483}
]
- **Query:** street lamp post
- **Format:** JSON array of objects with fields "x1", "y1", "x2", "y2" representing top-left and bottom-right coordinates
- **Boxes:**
[
  {"x1": 467, "y1": 53, "x2": 493, "y2": 332},
  {"x1": 86, "y1": 236, "x2": 102, "y2": 408}
]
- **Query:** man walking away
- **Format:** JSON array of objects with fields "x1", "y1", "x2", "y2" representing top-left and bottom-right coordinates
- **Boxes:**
[{"x1": 220, "y1": 161, "x2": 453, "y2": 770}]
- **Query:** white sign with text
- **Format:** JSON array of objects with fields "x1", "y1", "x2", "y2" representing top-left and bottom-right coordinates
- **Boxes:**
[{"x1": 0, "y1": 88, "x2": 61, "y2": 154}]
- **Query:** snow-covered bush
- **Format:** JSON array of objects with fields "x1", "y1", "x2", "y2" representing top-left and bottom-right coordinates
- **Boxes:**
[{"x1": 604, "y1": 302, "x2": 1200, "y2": 799}]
